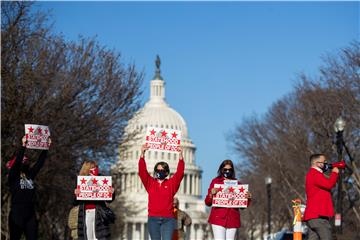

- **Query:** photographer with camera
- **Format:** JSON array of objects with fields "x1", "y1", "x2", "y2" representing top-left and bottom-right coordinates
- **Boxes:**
[{"x1": 303, "y1": 154, "x2": 340, "y2": 240}]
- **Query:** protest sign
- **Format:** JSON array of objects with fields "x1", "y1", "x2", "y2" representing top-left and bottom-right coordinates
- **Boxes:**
[
  {"x1": 212, "y1": 184, "x2": 249, "y2": 208},
  {"x1": 76, "y1": 176, "x2": 113, "y2": 201},
  {"x1": 25, "y1": 124, "x2": 50, "y2": 150},
  {"x1": 145, "y1": 127, "x2": 181, "y2": 153}
]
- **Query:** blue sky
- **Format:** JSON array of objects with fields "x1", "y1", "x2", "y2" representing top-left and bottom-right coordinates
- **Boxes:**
[{"x1": 34, "y1": 1, "x2": 359, "y2": 196}]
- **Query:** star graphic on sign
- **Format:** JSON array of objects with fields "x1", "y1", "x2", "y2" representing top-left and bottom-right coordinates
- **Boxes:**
[
  {"x1": 37, "y1": 128, "x2": 42, "y2": 135},
  {"x1": 92, "y1": 178, "x2": 98, "y2": 185},
  {"x1": 150, "y1": 129, "x2": 156, "y2": 135},
  {"x1": 28, "y1": 127, "x2": 34, "y2": 133},
  {"x1": 80, "y1": 178, "x2": 87, "y2": 184},
  {"x1": 171, "y1": 132, "x2": 178, "y2": 138},
  {"x1": 239, "y1": 186, "x2": 245, "y2": 193},
  {"x1": 217, "y1": 186, "x2": 223, "y2": 192},
  {"x1": 161, "y1": 130, "x2": 167, "y2": 137},
  {"x1": 102, "y1": 178, "x2": 109, "y2": 185},
  {"x1": 228, "y1": 187, "x2": 235, "y2": 193},
  {"x1": 45, "y1": 129, "x2": 48, "y2": 134}
]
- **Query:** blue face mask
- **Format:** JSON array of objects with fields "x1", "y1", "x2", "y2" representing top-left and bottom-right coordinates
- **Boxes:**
[{"x1": 155, "y1": 170, "x2": 168, "y2": 180}]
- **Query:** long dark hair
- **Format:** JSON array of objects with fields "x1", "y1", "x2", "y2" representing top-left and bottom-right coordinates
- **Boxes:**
[{"x1": 217, "y1": 159, "x2": 235, "y2": 178}]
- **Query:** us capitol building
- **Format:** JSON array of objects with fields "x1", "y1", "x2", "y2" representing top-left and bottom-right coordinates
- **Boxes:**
[{"x1": 111, "y1": 56, "x2": 210, "y2": 239}]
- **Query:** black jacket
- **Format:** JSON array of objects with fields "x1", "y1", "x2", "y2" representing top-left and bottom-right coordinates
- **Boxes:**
[{"x1": 8, "y1": 146, "x2": 47, "y2": 225}]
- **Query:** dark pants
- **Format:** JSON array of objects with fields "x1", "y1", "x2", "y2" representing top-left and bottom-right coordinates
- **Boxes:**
[
  {"x1": 148, "y1": 216, "x2": 176, "y2": 240},
  {"x1": 306, "y1": 218, "x2": 332, "y2": 240},
  {"x1": 9, "y1": 213, "x2": 37, "y2": 240}
]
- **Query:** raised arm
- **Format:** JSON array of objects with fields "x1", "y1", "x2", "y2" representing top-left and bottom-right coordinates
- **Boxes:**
[
  {"x1": 29, "y1": 137, "x2": 51, "y2": 180},
  {"x1": 314, "y1": 169, "x2": 339, "y2": 190},
  {"x1": 8, "y1": 136, "x2": 27, "y2": 182},
  {"x1": 170, "y1": 147, "x2": 185, "y2": 193},
  {"x1": 138, "y1": 144, "x2": 152, "y2": 191}
]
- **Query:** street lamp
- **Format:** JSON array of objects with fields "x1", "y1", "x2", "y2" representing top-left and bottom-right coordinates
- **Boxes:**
[
  {"x1": 265, "y1": 177, "x2": 272, "y2": 239},
  {"x1": 334, "y1": 116, "x2": 346, "y2": 234}
]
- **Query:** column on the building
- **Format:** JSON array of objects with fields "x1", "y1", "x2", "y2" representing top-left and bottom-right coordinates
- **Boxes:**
[
  {"x1": 121, "y1": 173, "x2": 125, "y2": 193},
  {"x1": 192, "y1": 173, "x2": 196, "y2": 196},
  {"x1": 126, "y1": 173, "x2": 130, "y2": 192},
  {"x1": 199, "y1": 176, "x2": 202, "y2": 196},
  {"x1": 190, "y1": 174, "x2": 193, "y2": 195},
  {"x1": 123, "y1": 222, "x2": 128, "y2": 240},
  {"x1": 136, "y1": 173, "x2": 141, "y2": 192},
  {"x1": 131, "y1": 222, "x2": 136, "y2": 240},
  {"x1": 198, "y1": 224, "x2": 204, "y2": 240},
  {"x1": 186, "y1": 174, "x2": 190, "y2": 194},
  {"x1": 131, "y1": 172, "x2": 135, "y2": 191},
  {"x1": 179, "y1": 175, "x2": 184, "y2": 194},
  {"x1": 195, "y1": 174, "x2": 199, "y2": 196},
  {"x1": 190, "y1": 223, "x2": 195, "y2": 239},
  {"x1": 140, "y1": 222, "x2": 145, "y2": 240}
]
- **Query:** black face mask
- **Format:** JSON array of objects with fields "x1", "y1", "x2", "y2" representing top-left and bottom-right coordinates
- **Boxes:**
[
  {"x1": 222, "y1": 169, "x2": 233, "y2": 178},
  {"x1": 155, "y1": 170, "x2": 168, "y2": 180},
  {"x1": 320, "y1": 163, "x2": 331, "y2": 172}
]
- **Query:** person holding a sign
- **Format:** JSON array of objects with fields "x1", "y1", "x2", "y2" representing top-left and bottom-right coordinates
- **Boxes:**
[
  {"x1": 303, "y1": 154, "x2": 339, "y2": 240},
  {"x1": 7, "y1": 135, "x2": 51, "y2": 240},
  {"x1": 139, "y1": 143, "x2": 184, "y2": 240},
  {"x1": 204, "y1": 159, "x2": 252, "y2": 240},
  {"x1": 73, "y1": 161, "x2": 115, "y2": 240}
]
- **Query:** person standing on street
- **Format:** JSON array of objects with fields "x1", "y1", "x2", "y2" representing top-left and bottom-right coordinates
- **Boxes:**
[
  {"x1": 303, "y1": 153, "x2": 339, "y2": 240},
  {"x1": 8, "y1": 135, "x2": 51, "y2": 240},
  {"x1": 138, "y1": 144, "x2": 184, "y2": 240}
]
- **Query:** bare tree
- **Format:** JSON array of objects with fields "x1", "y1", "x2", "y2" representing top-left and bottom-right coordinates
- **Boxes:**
[
  {"x1": 230, "y1": 42, "x2": 360, "y2": 240},
  {"x1": 1, "y1": 2, "x2": 143, "y2": 239}
]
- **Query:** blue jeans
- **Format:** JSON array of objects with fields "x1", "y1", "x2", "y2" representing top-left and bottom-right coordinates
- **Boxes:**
[{"x1": 148, "y1": 216, "x2": 176, "y2": 240}]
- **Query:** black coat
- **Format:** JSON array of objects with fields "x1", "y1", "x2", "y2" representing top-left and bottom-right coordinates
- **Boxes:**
[{"x1": 76, "y1": 202, "x2": 111, "y2": 240}]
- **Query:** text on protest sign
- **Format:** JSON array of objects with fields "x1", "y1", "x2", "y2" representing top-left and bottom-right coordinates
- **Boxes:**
[
  {"x1": 76, "y1": 176, "x2": 113, "y2": 201},
  {"x1": 145, "y1": 127, "x2": 181, "y2": 153},
  {"x1": 212, "y1": 184, "x2": 249, "y2": 208},
  {"x1": 25, "y1": 124, "x2": 50, "y2": 150}
]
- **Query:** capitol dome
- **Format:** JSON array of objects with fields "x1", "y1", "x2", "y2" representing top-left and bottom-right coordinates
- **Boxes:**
[{"x1": 130, "y1": 90, "x2": 189, "y2": 139}]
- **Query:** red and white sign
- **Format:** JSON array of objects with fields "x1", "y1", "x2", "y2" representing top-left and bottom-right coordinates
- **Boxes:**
[
  {"x1": 335, "y1": 213, "x2": 341, "y2": 226},
  {"x1": 212, "y1": 183, "x2": 249, "y2": 208},
  {"x1": 145, "y1": 127, "x2": 181, "y2": 153},
  {"x1": 76, "y1": 176, "x2": 113, "y2": 201},
  {"x1": 25, "y1": 124, "x2": 50, "y2": 150}
]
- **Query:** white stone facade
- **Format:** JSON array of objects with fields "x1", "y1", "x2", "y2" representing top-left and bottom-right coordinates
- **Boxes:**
[{"x1": 112, "y1": 57, "x2": 210, "y2": 240}]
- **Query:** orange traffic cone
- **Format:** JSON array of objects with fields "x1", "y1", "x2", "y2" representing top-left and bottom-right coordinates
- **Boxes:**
[{"x1": 292, "y1": 199, "x2": 302, "y2": 240}]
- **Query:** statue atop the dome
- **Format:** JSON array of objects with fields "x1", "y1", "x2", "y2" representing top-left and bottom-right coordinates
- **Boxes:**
[
  {"x1": 154, "y1": 55, "x2": 163, "y2": 80},
  {"x1": 156, "y1": 55, "x2": 161, "y2": 70}
]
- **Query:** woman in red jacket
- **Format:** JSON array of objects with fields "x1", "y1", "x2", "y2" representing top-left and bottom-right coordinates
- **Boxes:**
[
  {"x1": 205, "y1": 159, "x2": 251, "y2": 240},
  {"x1": 139, "y1": 144, "x2": 184, "y2": 240}
]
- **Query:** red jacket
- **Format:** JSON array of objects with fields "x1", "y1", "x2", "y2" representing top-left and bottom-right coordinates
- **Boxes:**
[
  {"x1": 205, "y1": 177, "x2": 248, "y2": 228},
  {"x1": 303, "y1": 167, "x2": 338, "y2": 221},
  {"x1": 138, "y1": 157, "x2": 184, "y2": 218}
]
